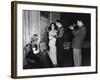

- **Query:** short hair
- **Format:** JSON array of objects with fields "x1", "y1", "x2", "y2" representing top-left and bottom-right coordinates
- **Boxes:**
[
  {"x1": 77, "y1": 17, "x2": 84, "y2": 23},
  {"x1": 48, "y1": 23, "x2": 58, "y2": 31},
  {"x1": 56, "y1": 20, "x2": 61, "y2": 23},
  {"x1": 31, "y1": 34, "x2": 38, "y2": 41},
  {"x1": 33, "y1": 34, "x2": 38, "y2": 37}
]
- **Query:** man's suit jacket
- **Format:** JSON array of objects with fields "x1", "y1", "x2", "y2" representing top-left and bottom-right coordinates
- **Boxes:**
[
  {"x1": 72, "y1": 25, "x2": 86, "y2": 49},
  {"x1": 56, "y1": 26, "x2": 64, "y2": 47}
]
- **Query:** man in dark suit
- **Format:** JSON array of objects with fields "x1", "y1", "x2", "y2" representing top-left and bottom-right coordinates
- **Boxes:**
[
  {"x1": 69, "y1": 20, "x2": 86, "y2": 66},
  {"x1": 55, "y1": 20, "x2": 64, "y2": 67}
]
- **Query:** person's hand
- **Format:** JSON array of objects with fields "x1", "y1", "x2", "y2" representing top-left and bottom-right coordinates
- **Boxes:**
[
  {"x1": 69, "y1": 26, "x2": 74, "y2": 30},
  {"x1": 49, "y1": 36, "x2": 53, "y2": 40},
  {"x1": 33, "y1": 48, "x2": 39, "y2": 54}
]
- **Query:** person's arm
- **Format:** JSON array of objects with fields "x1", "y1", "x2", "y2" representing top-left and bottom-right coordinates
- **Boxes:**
[
  {"x1": 69, "y1": 24, "x2": 80, "y2": 36},
  {"x1": 49, "y1": 32, "x2": 53, "y2": 40},
  {"x1": 72, "y1": 30, "x2": 79, "y2": 36},
  {"x1": 56, "y1": 27, "x2": 64, "y2": 38},
  {"x1": 69, "y1": 25, "x2": 80, "y2": 36},
  {"x1": 34, "y1": 50, "x2": 39, "y2": 54}
]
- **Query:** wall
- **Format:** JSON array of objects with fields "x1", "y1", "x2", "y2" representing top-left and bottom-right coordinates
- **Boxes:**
[
  {"x1": 23, "y1": 10, "x2": 40, "y2": 46},
  {"x1": 50, "y1": 12, "x2": 60, "y2": 23},
  {"x1": 40, "y1": 11, "x2": 60, "y2": 42},
  {"x1": 0, "y1": 0, "x2": 100, "y2": 80}
]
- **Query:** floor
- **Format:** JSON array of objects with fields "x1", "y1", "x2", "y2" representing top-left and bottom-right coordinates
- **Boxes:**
[
  {"x1": 23, "y1": 47, "x2": 91, "y2": 69},
  {"x1": 63, "y1": 47, "x2": 91, "y2": 67}
]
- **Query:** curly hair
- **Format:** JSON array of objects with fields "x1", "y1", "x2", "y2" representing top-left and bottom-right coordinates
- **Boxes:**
[{"x1": 48, "y1": 23, "x2": 58, "y2": 31}]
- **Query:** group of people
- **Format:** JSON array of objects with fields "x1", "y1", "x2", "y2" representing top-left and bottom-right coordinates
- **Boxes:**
[
  {"x1": 25, "y1": 19, "x2": 87, "y2": 69},
  {"x1": 48, "y1": 19, "x2": 86, "y2": 67},
  {"x1": 48, "y1": 20, "x2": 64, "y2": 67}
]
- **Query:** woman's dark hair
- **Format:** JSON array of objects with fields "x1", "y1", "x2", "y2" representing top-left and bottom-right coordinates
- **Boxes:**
[{"x1": 48, "y1": 23, "x2": 58, "y2": 31}]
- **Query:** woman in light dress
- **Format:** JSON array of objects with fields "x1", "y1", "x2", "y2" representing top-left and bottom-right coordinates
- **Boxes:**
[{"x1": 48, "y1": 23, "x2": 58, "y2": 66}]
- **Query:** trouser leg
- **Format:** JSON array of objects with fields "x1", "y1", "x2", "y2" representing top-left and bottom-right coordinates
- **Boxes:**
[
  {"x1": 73, "y1": 48, "x2": 81, "y2": 66},
  {"x1": 57, "y1": 47, "x2": 63, "y2": 67}
]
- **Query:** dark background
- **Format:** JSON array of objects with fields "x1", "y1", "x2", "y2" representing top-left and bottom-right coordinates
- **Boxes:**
[
  {"x1": 60, "y1": 12, "x2": 91, "y2": 42},
  {"x1": 60, "y1": 12, "x2": 91, "y2": 66}
]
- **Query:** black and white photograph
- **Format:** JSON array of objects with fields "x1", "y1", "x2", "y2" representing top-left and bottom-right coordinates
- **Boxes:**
[
  {"x1": 11, "y1": 1, "x2": 97, "y2": 78},
  {"x1": 23, "y1": 10, "x2": 91, "y2": 69}
]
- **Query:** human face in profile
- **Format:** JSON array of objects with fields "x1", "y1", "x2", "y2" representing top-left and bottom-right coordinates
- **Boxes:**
[
  {"x1": 56, "y1": 22, "x2": 59, "y2": 27},
  {"x1": 77, "y1": 20, "x2": 83, "y2": 27},
  {"x1": 51, "y1": 24, "x2": 55, "y2": 30}
]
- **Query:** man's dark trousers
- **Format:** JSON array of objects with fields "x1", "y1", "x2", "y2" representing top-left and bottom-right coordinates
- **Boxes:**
[{"x1": 56, "y1": 38, "x2": 64, "y2": 67}]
